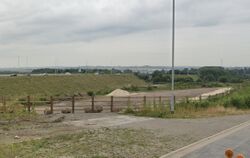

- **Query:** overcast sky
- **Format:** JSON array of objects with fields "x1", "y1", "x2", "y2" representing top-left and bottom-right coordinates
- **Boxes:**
[{"x1": 0, "y1": 0, "x2": 250, "y2": 67}]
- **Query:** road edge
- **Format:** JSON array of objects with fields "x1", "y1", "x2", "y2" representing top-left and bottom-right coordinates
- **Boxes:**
[{"x1": 160, "y1": 120, "x2": 250, "y2": 158}]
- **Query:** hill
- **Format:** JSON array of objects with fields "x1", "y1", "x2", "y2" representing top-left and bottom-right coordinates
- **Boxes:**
[{"x1": 0, "y1": 74, "x2": 146, "y2": 98}]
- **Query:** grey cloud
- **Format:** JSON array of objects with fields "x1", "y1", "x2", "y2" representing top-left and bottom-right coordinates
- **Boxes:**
[{"x1": 0, "y1": 0, "x2": 249, "y2": 44}]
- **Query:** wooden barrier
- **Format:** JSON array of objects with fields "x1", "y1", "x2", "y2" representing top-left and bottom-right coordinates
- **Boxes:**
[
  {"x1": 72, "y1": 96, "x2": 75, "y2": 113},
  {"x1": 143, "y1": 96, "x2": 146, "y2": 107},
  {"x1": 0, "y1": 90, "x2": 233, "y2": 115},
  {"x1": 91, "y1": 96, "x2": 95, "y2": 112},
  {"x1": 50, "y1": 96, "x2": 54, "y2": 114},
  {"x1": 27, "y1": 96, "x2": 31, "y2": 112},
  {"x1": 110, "y1": 96, "x2": 114, "y2": 112}
]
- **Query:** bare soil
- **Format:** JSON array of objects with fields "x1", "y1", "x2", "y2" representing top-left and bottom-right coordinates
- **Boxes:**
[{"x1": 1, "y1": 112, "x2": 250, "y2": 158}]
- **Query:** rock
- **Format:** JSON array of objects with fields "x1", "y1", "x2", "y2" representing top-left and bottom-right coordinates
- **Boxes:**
[
  {"x1": 61, "y1": 108, "x2": 72, "y2": 114},
  {"x1": 84, "y1": 107, "x2": 92, "y2": 113},
  {"x1": 52, "y1": 116, "x2": 65, "y2": 123},
  {"x1": 95, "y1": 105, "x2": 103, "y2": 113},
  {"x1": 84, "y1": 105, "x2": 103, "y2": 113},
  {"x1": 112, "y1": 108, "x2": 122, "y2": 112},
  {"x1": 44, "y1": 109, "x2": 52, "y2": 115},
  {"x1": 8, "y1": 109, "x2": 14, "y2": 113},
  {"x1": 0, "y1": 121, "x2": 9, "y2": 125},
  {"x1": 14, "y1": 135, "x2": 20, "y2": 139}
]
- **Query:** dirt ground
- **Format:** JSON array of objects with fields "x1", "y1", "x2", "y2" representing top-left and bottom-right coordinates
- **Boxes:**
[
  {"x1": 131, "y1": 87, "x2": 221, "y2": 97},
  {"x1": 62, "y1": 113, "x2": 250, "y2": 142},
  {"x1": 1, "y1": 87, "x2": 242, "y2": 158},
  {"x1": 1, "y1": 113, "x2": 250, "y2": 154},
  {"x1": 35, "y1": 87, "x2": 228, "y2": 114}
]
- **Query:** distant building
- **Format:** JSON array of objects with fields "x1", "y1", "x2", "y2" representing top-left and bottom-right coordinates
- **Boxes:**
[{"x1": 78, "y1": 67, "x2": 82, "y2": 73}]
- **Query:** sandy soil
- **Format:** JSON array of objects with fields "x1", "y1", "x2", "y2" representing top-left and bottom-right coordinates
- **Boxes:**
[
  {"x1": 35, "y1": 87, "x2": 229, "y2": 114},
  {"x1": 1, "y1": 112, "x2": 250, "y2": 157}
]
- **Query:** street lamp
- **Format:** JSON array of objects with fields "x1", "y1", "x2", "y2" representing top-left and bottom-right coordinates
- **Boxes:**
[{"x1": 170, "y1": 0, "x2": 175, "y2": 113}]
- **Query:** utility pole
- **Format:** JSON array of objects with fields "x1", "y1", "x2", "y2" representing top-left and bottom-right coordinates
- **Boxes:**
[{"x1": 170, "y1": 0, "x2": 175, "y2": 113}]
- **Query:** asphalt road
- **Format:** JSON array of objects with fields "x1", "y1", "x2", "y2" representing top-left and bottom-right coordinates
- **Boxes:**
[{"x1": 182, "y1": 123, "x2": 250, "y2": 158}]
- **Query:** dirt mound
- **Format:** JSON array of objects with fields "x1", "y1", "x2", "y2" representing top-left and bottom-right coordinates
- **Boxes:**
[{"x1": 107, "y1": 89, "x2": 130, "y2": 97}]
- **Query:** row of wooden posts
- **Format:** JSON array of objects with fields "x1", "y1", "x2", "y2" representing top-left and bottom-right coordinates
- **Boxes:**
[
  {"x1": 22, "y1": 95, "x2": 174, "y2": 114},
  {"x1": 1, "y1": 94, "x2": 214, "y2": 114}
]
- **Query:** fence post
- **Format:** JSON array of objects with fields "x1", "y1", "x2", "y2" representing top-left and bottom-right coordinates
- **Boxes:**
[
  {"x1": 159, "y1": 96, "x2": 162, "y2": 106},
  {"x1": 72, "y1": 96, "x2": 75, "y2": 114},
  {"x1": 110, "y1": 96, "x2": 114, "y2": 112},
  {"x1": 50, "y1": 96, "x2": 54, "y2": 114},
  {"x1": 91, "y1": 96, "x2": 95, "y2": 112},
  {"x1": 143, "y1": 96, "x2": 146, "y2": 107},
  {"x1": 153, "y1": 97, "x2": 156, "y2": 109},
  {"x1": 27, "y1": 96, "x2": 31, "y2": 112},
  {"x1": 186, "y1": 96, "x2": 189, "y2": 103},
  {"x1": 2, "y1": 96, "x2": 6, "y2": 112},
  {"x1": 199, "y1": 95, "x2": 202, "y2": 102}
]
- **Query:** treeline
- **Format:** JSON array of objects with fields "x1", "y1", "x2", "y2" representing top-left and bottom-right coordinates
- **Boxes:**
[
  {"x1": 31, "y1": 67, "x2": 250, "y2": 84},
  {"x1": 135, "y1": 67, "x2": 250, "y2": 84},
  {"x1": 31, "y1": 68, "x2": 126, "y2": 74}
]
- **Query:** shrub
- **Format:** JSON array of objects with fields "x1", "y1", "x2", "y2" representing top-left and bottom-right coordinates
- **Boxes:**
[
  {"x1": 87, "y1": 91, "x2": 95, "y2": 97},
  {"x1": 219, "y1": 76, "x2": 228, "y2": 83},
  {"x1": 230, "y1": 97, "x2": 246, "y2": 109},
  {"x1": 244, "y1": 96, "x2": 250, "y2": 108}
]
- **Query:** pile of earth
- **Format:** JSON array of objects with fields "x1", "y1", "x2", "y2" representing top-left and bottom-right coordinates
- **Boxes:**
[{"x1": 106, "y1": 89, "x2": 130, "y2": 97}]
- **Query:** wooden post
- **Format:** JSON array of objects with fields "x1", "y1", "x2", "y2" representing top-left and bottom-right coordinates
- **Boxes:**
[
  {"x1": 199, "y1": 95, "x2": 202, "y2": 102},
  {"x1": 153, "y1": 97, "x2": 156, "y2": 109},
  {"x1": 50, "y1": 96, "x2": 54, "y2": 114},
  {"x1": 72, "y1": 96, "x2": 75, "y2": 114},
  {"x1": 159, "y1": 96, "x2": 162, "y2": 106},
  {"x1": 143, "y1": 96, "x2": 146, "y2": 107},
  {"x1": 2, "y1": 96, "x2": 6, "y2": 112},
  {"x1": 110, "y1": 96, "x2": 114, "y2": 112},
  {"x1": 27, "y1": 96, "x2": 31, "y2": 112},
  {"x1": 91, "y1": 96, "x2": 95, "y2": 112},
  {"x1": 186, "y1": 96, "x2": 189, "y2": 103}
]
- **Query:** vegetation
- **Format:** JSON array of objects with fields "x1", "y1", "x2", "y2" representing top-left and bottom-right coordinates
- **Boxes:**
[
  {"x1": 0, "y1": 103, "x2": 36, "y2": 121},
  {"x1": 124, "y1": 82, "x2": 250, "y2": 118},
  {"x1": 0, "y1": 128, "x2": 177, "y2": 158},
  {"x1": 32, "y1": 68, "x2": 124, "y2": 74},
  {"x1": 135, "y1": 66, "x2": 249, "y2": 84},
  {"x1": 0, "y1": 74, "x2": 146, "y2": 98}
]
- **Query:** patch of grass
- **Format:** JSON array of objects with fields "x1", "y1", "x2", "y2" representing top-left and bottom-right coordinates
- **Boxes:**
[
  {"x1": 0, "y1": 103, "x2": 37, "y2": 121},
  {"x1": 221, "y1": 83, "x2": 250, "y2": 109},
  {"x1": 0, "y1": 128, "x2": 186, "y2": 158},
  {"x1": 0, "y1": 74, "x2": 146, "y2": 98},
  {"x1": 124, "y1": 103, "x2": 249, "y2": 119},
  {"x1": 124, "y1": 82, "x2": 250, "y2": 118}
]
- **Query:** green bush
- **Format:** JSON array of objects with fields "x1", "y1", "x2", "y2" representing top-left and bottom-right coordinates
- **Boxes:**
[
  {"x1": 87, "y1": 91, "x2": 95, "y2": 97},
  {"x1": 219, "y1": 76, "x2": 228, "y2": 83}
]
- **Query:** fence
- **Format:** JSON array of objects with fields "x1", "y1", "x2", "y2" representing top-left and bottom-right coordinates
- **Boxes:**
[{"x1": 0, "y1": 90, "x2": 231, "y2": 114}]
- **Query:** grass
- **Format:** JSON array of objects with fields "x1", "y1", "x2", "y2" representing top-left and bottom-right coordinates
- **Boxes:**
[
  {"x1": 124, "y1": 81, "x2": 250, "y2": 118},
  {"x1": 0, "y1": 128, "x2": 186, "y2": 158},
  {"x1": 0, "y1": 103, "x2": 37, "y2": 121},
  {"x1": 0, "y1": 74, "x2": 146, "y2": 98},
  {"x1": 124, "y1": 103, "x2": 249, "y2": 119}
]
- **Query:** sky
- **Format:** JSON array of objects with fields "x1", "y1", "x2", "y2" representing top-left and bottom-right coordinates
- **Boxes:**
[{"x1": 0, "y1": 0, "x2": 250, "y2": 67}]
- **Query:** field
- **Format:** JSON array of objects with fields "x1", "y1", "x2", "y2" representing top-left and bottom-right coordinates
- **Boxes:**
[
  {"x1": 125, "y1": 82, "x2": 250, "y2": 118},
  {"x1": 0, "y1": 74, "x2": 146, "y2": 98},
  {"x1": 1, "y1": 74, "x2": 250, "y2": 157}
]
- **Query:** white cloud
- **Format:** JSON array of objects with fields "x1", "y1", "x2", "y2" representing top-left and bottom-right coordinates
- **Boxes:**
[{"x1": 0, "y1": 0, "x2": 249, "y2": 67}]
